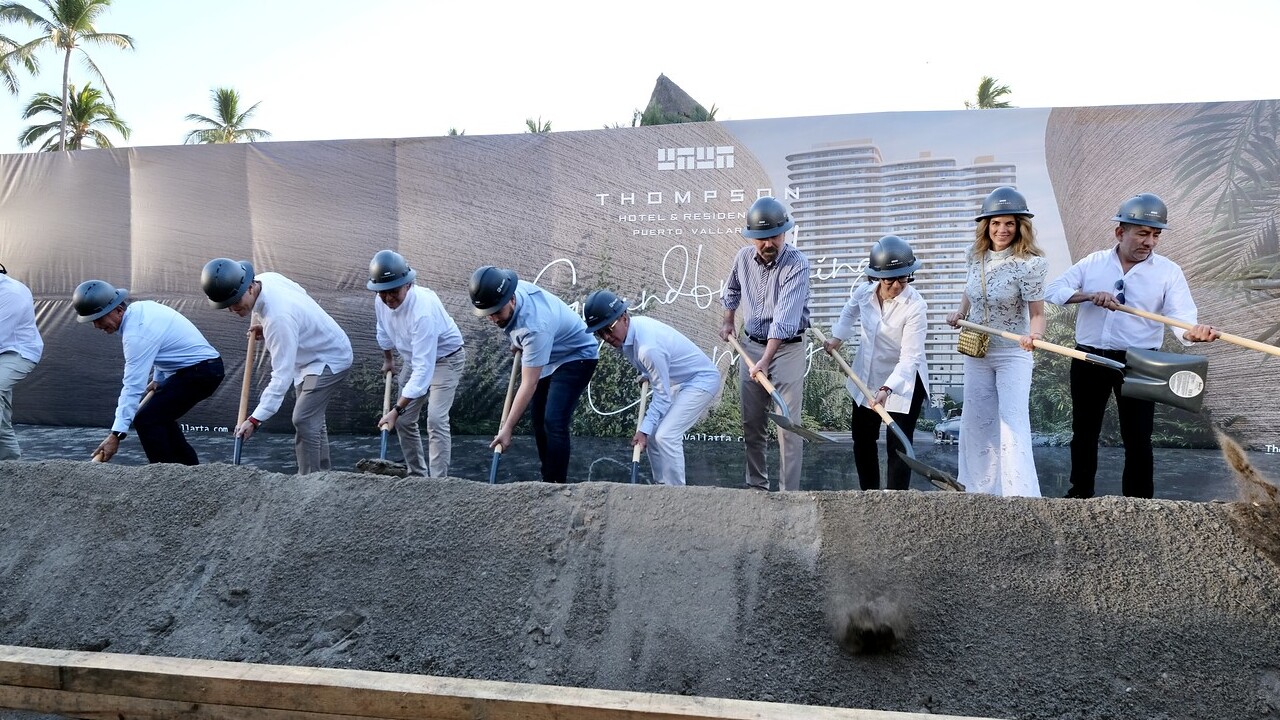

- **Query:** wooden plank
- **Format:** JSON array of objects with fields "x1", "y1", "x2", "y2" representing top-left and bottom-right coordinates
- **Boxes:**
[
  {"x1": 0, "y1": 686, "x2": 389, "y2": 720},
  {"x1": 0, "y1": 645, "x2": 1005, "y2": 720}
]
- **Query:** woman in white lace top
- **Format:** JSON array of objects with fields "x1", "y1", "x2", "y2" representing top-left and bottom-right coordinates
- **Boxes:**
[{"x1": 945, "y1": 187, "x2": 1047, "y2": 496}]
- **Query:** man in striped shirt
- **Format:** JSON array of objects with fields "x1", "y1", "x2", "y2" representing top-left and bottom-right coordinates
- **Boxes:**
[{"x1": 720, "y1": 197, "x2": 812, "y2": 492}]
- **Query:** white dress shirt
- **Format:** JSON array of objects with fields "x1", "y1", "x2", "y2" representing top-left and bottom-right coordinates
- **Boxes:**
[
  {"x1": 251, "y1": 272, "x2": 353, "y2": 422},
  {"x1": 831, "y1": 282, "x2": 930, "y2": 414},
  {"x1": 376, "y1": 285, "x2": 464, "y2": 399},
  {"x1": 0, "y1": 273, "x2": 43, "y2": 364},
  {"x1": 114, "y1": 301, "x2": 219, "y2": 433},
  {"x1": 1044, "y1": 248, "x2": 1198, "y2": 350},
  {"x1": 620, "y1": 316, "x2": 722, "y2": 436}
]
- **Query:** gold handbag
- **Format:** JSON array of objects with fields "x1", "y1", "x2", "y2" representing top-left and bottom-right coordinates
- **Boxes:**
[
  {"x1": 956, "y1": 328, "x2": 989, "y2": 358},
  {"x1": 957, "y1": 253, "x2": 990, "y2": 358}
]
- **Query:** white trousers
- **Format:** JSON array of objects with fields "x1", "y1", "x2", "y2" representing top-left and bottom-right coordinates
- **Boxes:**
[
  {"x1": 0, "y1": 352, "x2": 37, "y2": 461},
  {"x1": 957, "y1": 344, "x2": 1040, "y2": 497},
  {"x1": 646, "y1": 387, "x2": 716, "y2": 486},
  {"x1": 396, "y1": 348, "x2": 465, "y2": 477}
]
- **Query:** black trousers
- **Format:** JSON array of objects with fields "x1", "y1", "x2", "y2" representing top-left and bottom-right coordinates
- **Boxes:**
[
  {"x1": 530, "y1": 358, "x2": 598, "y2": 484},
  {"x1": 1068, "y1": 350, "x2": 1155, "y2": 498},
  {"x1": 851, "y1": 375, "x2": 927, "y2": 490},
  {"x1": 134, "y1": 357, "x2": 225, "y2": 465}
]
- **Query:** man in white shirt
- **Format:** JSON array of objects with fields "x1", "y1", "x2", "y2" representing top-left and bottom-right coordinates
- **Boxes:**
[
  {"x1": 583, "y1": 289, "x2": 721, "y2": 486},
  {"x1": 0, "y1": 264, "x2": 43, "y2": 461},
  {"x1": 367, "y1": 250, "x2": 465, "y2": 477},
  {"x1": 73, "y1": 280, "x2": 224, "y2": 464},
  {"x1": 201, "y1": 259, "x2": 353, "y2": 475},
  {"x1": 1044, "y1": 193, "x2": 1219, "y2": 498}
]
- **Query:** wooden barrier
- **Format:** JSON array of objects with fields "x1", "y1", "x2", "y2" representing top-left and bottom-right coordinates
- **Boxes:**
[{"x1": 0, "y1": 644, "x2": 1004, "y2": 720}]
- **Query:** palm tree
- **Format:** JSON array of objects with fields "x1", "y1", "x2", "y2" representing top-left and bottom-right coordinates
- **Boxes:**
[
  {"x1": 184, "y1": 87, "x2": 271, "y2": 144},
  {"x1": 525, "y1": 116, "x2": 551, "y2": 133},
  {"x1": 0, "y1": 0, "x2": 134, "y2": 151},
  {"x1": 966, "y1": 76, "x2": 1013, "y2": 109},
  {"x1": 17, "y1": 81, "x2": 127, "y2": 150},
  {"x1": 446, "y1": 127, "x2": 464, "y2": 136}
]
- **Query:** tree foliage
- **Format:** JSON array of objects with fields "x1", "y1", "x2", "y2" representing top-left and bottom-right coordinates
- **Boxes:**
[
  {"x1": 965, "y1": 75, "x2": 1013, "y2": 109},
  {"x1": 184, "y1": 87, "x2": 271, "y2": 144},
  {"x1": 18, "y1": 81, "x2": 126, "y2": 150}
]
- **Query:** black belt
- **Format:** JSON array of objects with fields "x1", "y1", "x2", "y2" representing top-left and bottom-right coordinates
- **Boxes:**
[
  {"x1": 442, "y1": 346, "x2": 463, "y2": 359},
  {"x1": 746, "y1": 333, "x2": 803, "y2": 345},
  {"x1": 1076, "y1": 345, "x2": 1143, "y2": 361}
]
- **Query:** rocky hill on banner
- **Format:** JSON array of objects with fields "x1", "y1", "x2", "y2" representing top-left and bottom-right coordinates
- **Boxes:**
[{"x1": 1, "y1": 96, "x2": 1278, "y2": 449}]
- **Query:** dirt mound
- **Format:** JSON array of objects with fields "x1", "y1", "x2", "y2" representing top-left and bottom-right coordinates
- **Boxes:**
[{"x1": 1, "y1": 460, "x2": 1279, "y2": 718}]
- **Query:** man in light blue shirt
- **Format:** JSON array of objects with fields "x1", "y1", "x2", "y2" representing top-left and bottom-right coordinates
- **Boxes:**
[
  {"x1": 584, "y1": 289, "x2": 720, "y2": 486},
  {"x1": 470, "y1": 266, "x2": 597, "y2": 484},
  {"x1": 73, "y1": 280, "x2": 224, "y2": 464},
  {"x1": 0, "y1": 264, "x2": 43, "y2": 461}
]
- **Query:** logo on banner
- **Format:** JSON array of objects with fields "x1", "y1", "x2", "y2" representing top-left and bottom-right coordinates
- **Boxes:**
[{"x1": 658, "y1": 146, "x2": 734, "y2": 171}]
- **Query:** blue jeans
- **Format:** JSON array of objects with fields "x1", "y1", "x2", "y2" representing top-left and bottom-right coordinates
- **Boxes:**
[{"x1": 530, "y1": 358, "x2": 597, "y2": 483}]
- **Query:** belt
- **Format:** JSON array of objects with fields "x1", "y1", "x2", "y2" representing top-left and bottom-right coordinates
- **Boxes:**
[
  {"x1": 442, "y1": 346, "x2": 463, "y2": 359},
  {"x1": 746, "y1": 332, "x2": 803, "y2": 345},
  {"x1": 1076, "y1": 345, "x2": 1136, "y2": 360}
]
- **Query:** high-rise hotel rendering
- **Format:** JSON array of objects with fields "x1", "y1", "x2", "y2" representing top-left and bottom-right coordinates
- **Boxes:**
[{"x1": 787, "y1": 141, "x2": 1017, "y2": 404}]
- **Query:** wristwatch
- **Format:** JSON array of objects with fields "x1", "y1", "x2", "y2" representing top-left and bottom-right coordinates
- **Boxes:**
[
  {"x1": 878, "y1": 386, "x2": 893, "y2": 395},
  {"x1": 111, "y1": 431, "x2": 126, "y2": 440}
]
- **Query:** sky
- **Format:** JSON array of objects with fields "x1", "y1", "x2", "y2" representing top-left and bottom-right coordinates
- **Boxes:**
[{"x1": 0, "y1": 0, "x2": 1279, "y2": 153}]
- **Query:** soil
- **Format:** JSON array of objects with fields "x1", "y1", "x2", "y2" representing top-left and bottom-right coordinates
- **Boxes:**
[{"x1": 1, "y1": 457, "x2": 1279, "y2": 719}]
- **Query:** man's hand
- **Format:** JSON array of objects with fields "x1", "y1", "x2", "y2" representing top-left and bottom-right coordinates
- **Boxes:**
[
  {"x1": 822, "y1": 338, "x2": 842, "y2": 353},
  {"x1": 248, "y1": 324, "x2": 264, "y2": 341},
  {"x1": 378, "y1": 407, "x2": 400, "y2": 430},
  {"x1": 719, "y1": 320, "x2": 735, "y2": 341},
  {"x1": 1090, "y1": 292, "x2": 1121, "y2": 310},
  {"x1": 93, "y1": 433, "x2": 120, "y2": 462},
  {"x1": 1184, "y1": 324, "x2": 1220, "y2": 343},
  {"x1": 632, "y1": 431, "x2": 648, "y2": 452},
  {"x1": 748, "y1": 356, "x2": 770, "y2": 379},
  {"x1": 234, "y1": 419, "x2": 256, "y2": 440},
  {"x1": 490, "y1": 427, "x2": 513, "y2": 452}
]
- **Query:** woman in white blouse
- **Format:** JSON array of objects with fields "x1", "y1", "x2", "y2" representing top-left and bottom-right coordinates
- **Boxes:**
[
  {"x1": 945, "y1": 187, "x2": 1048, "y2": 496},
  {"x1": 823, "y1": 236, "x2": 930, "y2": 490}
]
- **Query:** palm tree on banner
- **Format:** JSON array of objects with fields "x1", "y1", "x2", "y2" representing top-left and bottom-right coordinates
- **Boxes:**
[
  {"x1": 966, "y1": 76, "x2": 1013, "y2": 109},
  {"x1": 0, "y1": 0, "x2": 134, "y2": 151},
  {"x1": 525, "y1": 116, "x2": 551, "y2": 133},
  {"x1": 18, "y1": 81, "x2": 128, "y2": 150},
  {"x1": 184, "y1": 87, "x2": 271, "y2": 144}
]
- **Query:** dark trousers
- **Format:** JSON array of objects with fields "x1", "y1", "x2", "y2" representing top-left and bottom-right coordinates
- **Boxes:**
[
  {"x1": 1068, "y1": 351, "x2": 1155, "y2": 498},
  {"x1": 851, "y1": 375, "x2": 927, "y2": 490},
  {"x1": 530, "y1": 358, "x2": 598, "y2": 484},
  {"x1": 134, "y1": 357, "x2": 225, "y2": 465}
]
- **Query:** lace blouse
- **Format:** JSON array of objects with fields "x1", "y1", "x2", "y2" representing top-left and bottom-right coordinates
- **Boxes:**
[{"x1": 965, "y1": 247, "x2": 1047, "y2": 347}]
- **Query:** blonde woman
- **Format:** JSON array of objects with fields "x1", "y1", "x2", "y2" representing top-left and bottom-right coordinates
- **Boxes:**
[{"x1": 945, "y1": 187, "x2": 1047, "y2": 496}]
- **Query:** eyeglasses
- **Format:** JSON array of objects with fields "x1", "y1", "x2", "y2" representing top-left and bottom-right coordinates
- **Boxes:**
[
  {"x1": 880, "y1": 276, "x2": 913, "y2": 286},
  {"x1": 594, "y1": 318, "x2": 622, "y2": 339},
  {"x1": 1114, "y1": 279, "x2": 1126, "y2": 305}
]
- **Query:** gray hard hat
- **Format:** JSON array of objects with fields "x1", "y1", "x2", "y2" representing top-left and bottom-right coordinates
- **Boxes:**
[
  {"x1": 72, "y1": 279, "x2": 128, "y2": 323},
  {"x1": 469, "y1": 266, "x2": 518, "y2": 316},
  {"x1": 367, "y1": 250, "x2": 417, "y2": 292},
  {"x1": 742, "y1": 197, "x2": 795, "y2": 239},
  {"x1": 865, "y1": 236, "x2": 922, "y2": 279},
  {"x1": 975, "y1": 186, "x2": 1034, "y2": 221},
  {"x1": 1111, "y1": 193, "x2": 1168, "y2": 229},
  {"x1": 202, "y1": 258, "x2": 255, "y2": 309},
  {"x1": 583, "y1": 289, "x2": 627, "y2": 333}
]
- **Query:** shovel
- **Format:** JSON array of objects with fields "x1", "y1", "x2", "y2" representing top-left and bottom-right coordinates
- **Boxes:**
[
  {"x1": 90, "y1": 389, "x2": 154, "y2": 463},
  {"x1": 1115, "y1": 303, "x2": 1280, "y2": 358},
  {"x1": 956, "y1": 319, "x2": 1208, "y2": 413},
  {"x1": 233, "y1": 332, "x2": 257, "y2": 466},
  {"x1": 488, "y1": 350, "x2": 522, "y2": 484},
  {"x1": 809, "y1": 327, "x2": 963, "y2": 492},
  {"x1": 379, "y1": 370, "x2": 394, "y2": 461},
  {"x1": 630, "y1": 379, "x2": 650, "y2": 484},
  {"x1": 725, "y1": 335, "x2": 829, "y2": 443}
]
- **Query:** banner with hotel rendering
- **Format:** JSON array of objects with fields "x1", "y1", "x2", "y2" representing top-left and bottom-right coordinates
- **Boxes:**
[{"x1": 2, "y1": 99, "x2": 1277, "y2": 448}]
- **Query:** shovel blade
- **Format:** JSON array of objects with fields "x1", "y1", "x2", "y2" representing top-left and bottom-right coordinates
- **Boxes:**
[
  {"x1": 766, "y1": 412, "x2": 831, "y2": 443},
  {"x1": 1121, "y1": 347, "x2": 1208, "y2": 413},
  {"x1": 896, "y1": 450, "x2": 965, "y2": 492}
]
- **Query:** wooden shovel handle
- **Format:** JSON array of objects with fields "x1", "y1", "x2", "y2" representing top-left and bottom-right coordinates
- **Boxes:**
[
  {"x1": 632, "y1": 379, "x2": 650, "y2": 463},
  {"x1": 236, "y1": 333, "x2": 258, "y2": 426},
  {"x1": 956, "y1": 319, "x2": 1098, "y2": 363},
  {"x1": 724, "y1": 335, "x2": 781, "y2": 395},
  {"x1": 808, "y1": 327, "x2": 896, "y2": 427},
  {"x1": 1115, "y1": 304, "x2": 1280, "y2": 358},
  {"x1": 379, "y1": 370, "x2": 394, "y2": 431},
  {"x1": 494, "y1": 350, "x2": 522, "y2": 456}
]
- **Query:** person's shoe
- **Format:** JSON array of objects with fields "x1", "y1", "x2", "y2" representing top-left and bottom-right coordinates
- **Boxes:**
[
  {"x1": 1063, "y1": 487, "x2": 1092, "y2": 499},
  {"x1": 744, "y1": 483, "x2": 769, "y2": 492}
]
